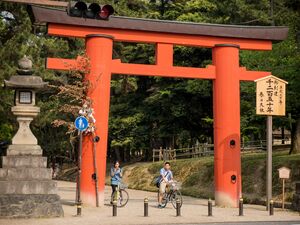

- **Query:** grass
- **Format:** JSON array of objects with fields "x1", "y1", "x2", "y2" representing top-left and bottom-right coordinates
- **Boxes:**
[{"x1": 114, "y1": 150, "x2": 300, "y2": 204}]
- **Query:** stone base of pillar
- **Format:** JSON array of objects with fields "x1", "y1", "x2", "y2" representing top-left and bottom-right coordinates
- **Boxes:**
[
  {"x1": 0, "y1": 194, "x2": 63, "y2": 218},
  {"x1": 6, "y1": 144, "x2": 42, "y2": 156},
  {"x1": 0, "y1": 149, "x2": 63, "y2": 218}
]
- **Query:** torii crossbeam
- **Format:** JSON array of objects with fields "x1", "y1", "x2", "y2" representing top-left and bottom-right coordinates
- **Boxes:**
[{"x1": 29, "y1": 5, "x2": 288, "y2": 207}]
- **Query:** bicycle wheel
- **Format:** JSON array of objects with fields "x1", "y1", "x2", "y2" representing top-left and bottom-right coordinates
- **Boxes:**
[
  {"x1": 160, "y1": 192, "x2": 168, "y2": 208},
  {"x1": 171, "y1": 190, "x2": 183, "y2": 209},
  {"x1": 117, "y1": 189, "x2": 129, "y2": 207},
  {"x1": 111, "y1": 190, "x2": 117, "y2": 204}
]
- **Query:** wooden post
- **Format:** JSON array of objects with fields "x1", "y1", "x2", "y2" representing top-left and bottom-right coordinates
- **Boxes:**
[
  {"x1": 282, "y1": 178, "x2": 285, "y2": 209},
  {"x1": 152, "y1": 149, "x2": 155, "y2": 163},
  {"x1": 159, "y1": 147, "x2": 163, "y2": 162},
  {"x1": 266, "y1": 115, "x2": 273, "y2": 210},
  {"x1": 242, "y1": 137, "x2": 245, "y2": 150},
  {"x1": 174, "y1": 148, "x2": 176, "y2": 161}
]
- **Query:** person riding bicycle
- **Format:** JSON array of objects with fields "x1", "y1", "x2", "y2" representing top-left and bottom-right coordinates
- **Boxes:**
[
  {"x1": 110, "y1": 160, "x2": 122, "y2": 203},
  {"x1": 158, "y1": 161, "x2": 173, "y2": 208}
]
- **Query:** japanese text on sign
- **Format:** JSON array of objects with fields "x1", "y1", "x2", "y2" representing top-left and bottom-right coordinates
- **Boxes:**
[{"x1": 255, "y1": 75, "x2": 287, "y2": 116}]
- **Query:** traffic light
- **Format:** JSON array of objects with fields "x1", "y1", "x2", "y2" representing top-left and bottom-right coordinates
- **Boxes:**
[{"x1": 67, "y1": 1, "x2": 114, "y2": 20}]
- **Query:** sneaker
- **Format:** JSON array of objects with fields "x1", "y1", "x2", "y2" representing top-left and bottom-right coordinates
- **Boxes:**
[{"x1": 157, "y1": 204, "x2": 163, "y2": 209}]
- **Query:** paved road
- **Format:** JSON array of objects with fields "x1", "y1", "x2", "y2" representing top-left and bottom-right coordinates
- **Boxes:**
[
  {"x1": 162, "y1": 222, "x2": 300, "y2": 225},
  {"x1": 0, "y1": 181, "x2": 299, "y2": 225}
]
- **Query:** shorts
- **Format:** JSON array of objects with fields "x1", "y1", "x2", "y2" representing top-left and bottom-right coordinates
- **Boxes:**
[
  {"x1": 159, "y1": 180, "x2": 168, "y2": 194},
  {"x1": 111, "y1": 184, "x2": 118, "y2": 193}
]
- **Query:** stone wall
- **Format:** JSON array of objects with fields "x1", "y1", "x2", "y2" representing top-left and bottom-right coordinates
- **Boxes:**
[
  {"x1": 0, "y1": 194, "x2": 63, "y2": 218},
  {"x1": 0, "y1": 154, "x2": 64, "y2": 218}
]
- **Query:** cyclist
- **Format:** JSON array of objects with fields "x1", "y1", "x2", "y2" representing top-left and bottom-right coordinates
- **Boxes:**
[
  {"x1": 110, "y1": 160, "x2": 122, "y2": 204},
  {"x1": 158, "y1": 161, "x2": 173, "y2": 208}
]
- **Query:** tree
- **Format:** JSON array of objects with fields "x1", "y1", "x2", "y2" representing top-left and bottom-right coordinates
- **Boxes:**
[
  {"x1": 0, "y1": 2, "x2": 86, "y2": 164},
  {"x1": 1, "y1": 0, "x2": 299, "y2": 164}
]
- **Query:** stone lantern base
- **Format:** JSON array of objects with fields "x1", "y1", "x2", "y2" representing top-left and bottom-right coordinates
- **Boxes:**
[
  {"x1": 0, "y1": 151, "x2": 64, "y2": 218},
  {"x1": 1, "y1": 56, "x2": 63, "y2": 218}
]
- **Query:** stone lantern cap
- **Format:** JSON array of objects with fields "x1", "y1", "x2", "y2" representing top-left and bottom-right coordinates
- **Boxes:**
[
  {"x1": 4, "y1": 76, "x2": 48, "y2": 89},
  {"x1": 4, "y1": 56, "x2": 48, "y2": 90}
]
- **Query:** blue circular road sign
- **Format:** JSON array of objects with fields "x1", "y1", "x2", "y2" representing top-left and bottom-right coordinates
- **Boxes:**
[{"x1": 75, "y1": 116, "x2": 89, "y2": 131}]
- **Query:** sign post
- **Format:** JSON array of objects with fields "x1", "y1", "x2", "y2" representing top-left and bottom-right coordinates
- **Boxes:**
[
  {"x1": 278, "y1": 167, "x2": 291, "y2": 209},
  {"x1": 255, "y1": 75, "x2": 288, "y2": 210},
  {"x1": 266, "y1": 115, "x2": 272, "y2": 210},
  {"x1": 74, "y1": 116, "x2": 89, "y2": 215}
]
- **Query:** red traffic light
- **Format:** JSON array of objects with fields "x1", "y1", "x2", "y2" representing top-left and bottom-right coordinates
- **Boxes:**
[
  {"x1": 99, "y1": 5, "x2": 114, "y2": 20},
  {"x1": 67, "y1": 2, "x2": 114, "y2": 20}
]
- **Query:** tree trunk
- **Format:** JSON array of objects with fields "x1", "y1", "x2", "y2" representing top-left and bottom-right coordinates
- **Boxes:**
[
  {"x1": 281, "y1": 127, "x2": 285, "y2": 144},
  {"x1": 114, "y1": 147, "x2": 122, "y2": 162},
  {"x1": 121, "y1": 147, "x2": 126, "y2": 162},
  {"x1": 107, "y1": 140, "x2": 112, "y2": 161},
  {"x1": 126, "y1": 147, "x2": 131, "y2": 162},
  {"x1": 289, "y1": 118, "x2": 300, "y2": 154}
]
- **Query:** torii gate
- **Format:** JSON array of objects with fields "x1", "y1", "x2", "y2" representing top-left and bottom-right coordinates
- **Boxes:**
[{"x1": 30, "y1": 6, "x2": 288, "y2": 207}]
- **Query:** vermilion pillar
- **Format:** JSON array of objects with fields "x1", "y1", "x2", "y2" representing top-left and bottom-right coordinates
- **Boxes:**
[
  {"x1": 213, "y1": 44, "x2": 242, "y2": 207},
  {"x1": 81, "y1": 34, "x2": 114, "y2": 206}
]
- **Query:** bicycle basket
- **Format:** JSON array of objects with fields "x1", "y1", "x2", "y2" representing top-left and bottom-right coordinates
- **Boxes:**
[
  {"x1": 170, "y1": 181, "x2": 182, "y2": 190},
  {"x1": 119, "y1": 182, "x2": 128, "y2": 189}
]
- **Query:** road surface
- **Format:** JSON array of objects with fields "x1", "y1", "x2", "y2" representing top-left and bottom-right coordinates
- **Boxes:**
[{"x1": 0, "y1": 181, "x2": 299, "y2": 225}]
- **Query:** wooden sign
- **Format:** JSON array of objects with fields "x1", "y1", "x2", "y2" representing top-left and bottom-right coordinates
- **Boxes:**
[
  {"x1": 278, "y1": 167, "x2": 291, "y2": 179},
  {"x1": 255, "y1": 75, "x2": 288, "y2": 116}
]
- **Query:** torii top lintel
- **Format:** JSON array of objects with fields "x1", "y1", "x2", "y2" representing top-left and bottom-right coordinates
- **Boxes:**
[
  {"x1": 30, "y1": 6, "x2": 288, "y2": 49},
  {"x1": 29, "y1": 6, "x2": 288, "y2": 80}
]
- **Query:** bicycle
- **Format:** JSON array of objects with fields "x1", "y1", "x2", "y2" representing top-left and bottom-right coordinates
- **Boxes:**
[
  {"x1": 111, "y1": 182, "x2": 129, "y2": 207},
  {"x1": 159, "y1": 181, "x2": 183, "y2": 209}
]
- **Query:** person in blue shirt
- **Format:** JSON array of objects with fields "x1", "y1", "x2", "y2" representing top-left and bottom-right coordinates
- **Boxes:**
[
  {"x1": 158, "y1": 161, "x2": 173, "y2": 208},
  {"x1": 110, "y1": 160, "x2": 122, "y2": 201}
]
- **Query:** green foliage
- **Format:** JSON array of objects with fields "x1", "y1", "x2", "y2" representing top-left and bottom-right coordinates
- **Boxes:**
[
  {"x1": 0, "y1": 0, "x2": 299, "y2": 163},
  {"x1": 0, "y1": 2, "x2": 84, "y2": 164},
  {"x1": 0, "y1": 123, "x2": 13, "y2": 140}
]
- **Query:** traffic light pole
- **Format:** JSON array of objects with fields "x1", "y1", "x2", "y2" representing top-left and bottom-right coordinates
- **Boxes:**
[{"x1": 76, "y1": 131, "x2": 83, "y2": 216}]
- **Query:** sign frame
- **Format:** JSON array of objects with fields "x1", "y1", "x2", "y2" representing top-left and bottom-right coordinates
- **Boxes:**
[
  {"x1": 255, "y1": 75, "x2": 288, "y2": 116},
  {"x1": 75, "y1": 116, "x2": 89, "y2": 131}
]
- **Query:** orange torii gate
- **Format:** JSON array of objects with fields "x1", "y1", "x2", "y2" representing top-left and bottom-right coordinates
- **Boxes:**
[{"x1": 30, "y1": 6, "x2": 288, "y2": 207}]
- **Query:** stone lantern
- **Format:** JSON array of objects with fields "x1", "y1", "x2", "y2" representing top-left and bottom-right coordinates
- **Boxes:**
[
  {"x1": 0, "y1": 56, "x2": 63, "y2": 218},
  {"x1": 5, "y1": 56, "x2": 47, "y2": 155}
]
